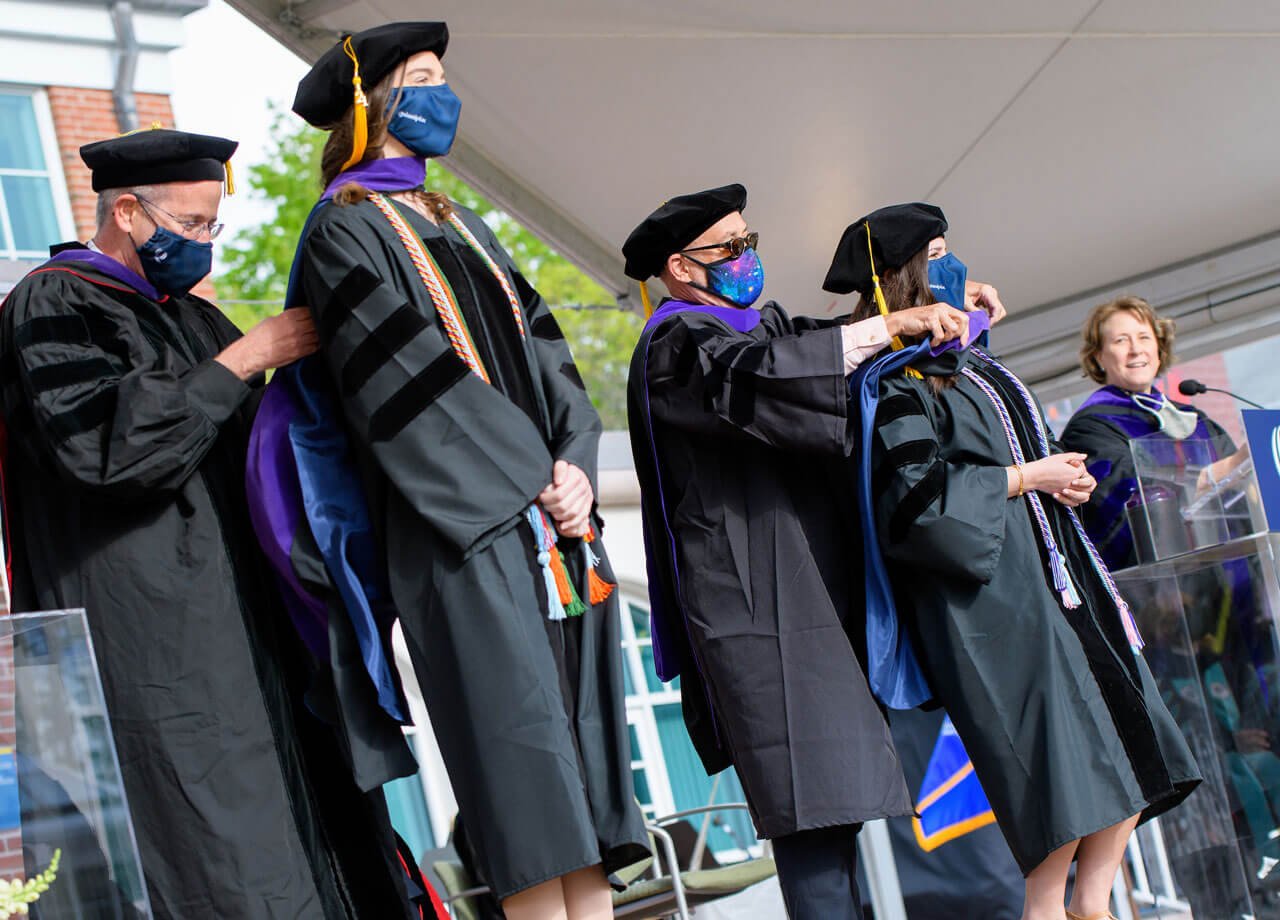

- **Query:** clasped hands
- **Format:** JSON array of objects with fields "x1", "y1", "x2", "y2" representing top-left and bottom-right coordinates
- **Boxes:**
[
  {"x1": 1016, "y1": 452, "x2": 1097, "y2": 507},
  {"x1": 539, "y1": 459, "x2": 594, "y2": 538}
]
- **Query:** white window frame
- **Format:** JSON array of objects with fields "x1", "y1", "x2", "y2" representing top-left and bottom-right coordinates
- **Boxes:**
[
  {"x1": 619, "y1": 593, "x2": 679, "y2": 821},
  {"x1": 0, "y1": 84, "x2": 76, "y2": 259}
]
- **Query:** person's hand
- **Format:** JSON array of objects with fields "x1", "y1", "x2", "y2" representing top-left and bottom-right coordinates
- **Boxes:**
[
  {"x1": 1052, "y1": 466, "x2": 1096, "y2": 507},
  {"x1": 215, "y1": 308, "x2": 319, "y2": 380},
  {"x1": 885, "y1": 303, "x2": 970, "y2": 345},
  {"x1": 965, "y1": 280, "x2": 1007, "y2": 325},
  {"x1": 1021, "y1": 452, "x2": 1090, "y2": 495},
  {"x1": 1235, "y1": 729, "x2": 1271, "y2": 753},
  {"x1": 538, "y1": 460, "x2": 594, "y2": 538}
]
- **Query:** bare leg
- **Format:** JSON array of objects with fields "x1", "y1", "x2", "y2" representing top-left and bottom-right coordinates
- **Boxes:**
[
  {"x1": 561, "y1": 865, "x2": 614, "y2": 920},
  {"x1": 1067, "y1": 813, "x2": 1141, "y2": 919},
  {"x1": 1022, "y1": 838, "x2": 1079, "y2": 920},
  {"x1": 502, "y1": 876, "x2": 568, "y2": 920}
]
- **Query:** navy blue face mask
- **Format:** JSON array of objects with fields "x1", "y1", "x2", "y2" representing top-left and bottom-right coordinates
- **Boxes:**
[
  {"x1": 387, "y1": 84, "x2": 463, "y2": 158},
  {"x1": 927, "y1": 252, "x2": 968, "y2": 310},
  {"x1": 136, "y1": 224, "x2": 213, "y2": 296}
]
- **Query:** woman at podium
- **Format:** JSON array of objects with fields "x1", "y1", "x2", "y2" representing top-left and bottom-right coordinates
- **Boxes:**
[{"x1": 1061, "y1": 295, "x2": 1237, "y2": 571}]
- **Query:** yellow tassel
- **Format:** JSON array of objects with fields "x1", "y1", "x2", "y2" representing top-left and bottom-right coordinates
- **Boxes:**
[
  {"x1": 223, "y1": 160, "x2": 235, "y2": 196},
  {"x1": 340, "y1": 35, "x2": 369, "y2": 172},
  {"x1": 639, "y1": 280, "x2": 654, "y2": 318},
  {"x1": 865, "y1": 221, "x2": 908, "y2": 353}
]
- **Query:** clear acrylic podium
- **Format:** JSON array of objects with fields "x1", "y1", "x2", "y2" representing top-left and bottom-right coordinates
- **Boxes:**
[
  {"x1": 0, "y1": 610, "x2": 150, "y2": 919},
  {"x1": 1113, "y1": 433, "x2": 1280, "y2": 919}
]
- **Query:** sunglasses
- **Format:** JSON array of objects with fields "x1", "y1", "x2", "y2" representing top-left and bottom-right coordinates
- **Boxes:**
[{"x1": 681, "y1": 231, "x2": 759, "y2": 260}]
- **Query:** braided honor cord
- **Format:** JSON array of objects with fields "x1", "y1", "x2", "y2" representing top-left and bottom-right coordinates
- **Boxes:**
[{"x1": 970, "y1": 352, "x2": 1144, "y2": 651}]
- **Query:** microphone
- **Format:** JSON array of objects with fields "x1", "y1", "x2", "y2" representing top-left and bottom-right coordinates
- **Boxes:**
[{"x1": 1178, "y1": 378, "x2": 1266, "y2": 410}]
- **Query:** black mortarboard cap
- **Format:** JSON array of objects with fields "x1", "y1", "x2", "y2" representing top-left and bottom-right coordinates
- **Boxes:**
[
  {"x1": 80, "y1": 127, "x2": 238, "y2": 193},
  {"x1": 622, "y1": 184, "x2": 748, "y2": 281},
  {"x1": 822, "y1": 202, "x2": 948, "y2": 295},
  {"x1": 293, "y1": 22, "x2": 450, "y2": 127}
]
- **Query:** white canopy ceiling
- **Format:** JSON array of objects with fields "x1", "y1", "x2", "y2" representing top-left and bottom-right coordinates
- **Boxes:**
[{"x1": 229, "y1": 1, "x2": 1280, "y2": 396}]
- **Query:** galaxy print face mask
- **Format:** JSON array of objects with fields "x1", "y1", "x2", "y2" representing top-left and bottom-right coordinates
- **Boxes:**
[{"x1": 685, "y1": 246, "x2": 765, "y2": 308}]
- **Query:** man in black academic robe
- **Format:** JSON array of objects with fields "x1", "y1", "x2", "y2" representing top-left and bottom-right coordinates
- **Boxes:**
[
  {"x1": 0, "y1": 129, "x2": 413, "y2": 919},
  {"x1": 622, "y1": 185, "x2": 974, "y2": 920}
]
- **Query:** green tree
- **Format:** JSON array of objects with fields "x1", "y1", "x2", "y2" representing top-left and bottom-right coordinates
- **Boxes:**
[{"x1": 214, "y1": 111, "x2": 638, "y2": 428}]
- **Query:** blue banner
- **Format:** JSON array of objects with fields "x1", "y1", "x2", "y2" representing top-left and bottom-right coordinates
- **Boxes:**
[
  {"x1": 0, "y1": 747, "x2": 17, "y2": 830},
  {"x1": 1242, "y1": 409, "x2": 1280, "y2": 532},
  {"x1": 913, "y1": 717, "x2": 995, "y2": 851}
]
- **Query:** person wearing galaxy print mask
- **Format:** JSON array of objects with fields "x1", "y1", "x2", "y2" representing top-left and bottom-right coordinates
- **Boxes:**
[{"x1": 623, "y1": 185, "x2": 998, "y2": 920}]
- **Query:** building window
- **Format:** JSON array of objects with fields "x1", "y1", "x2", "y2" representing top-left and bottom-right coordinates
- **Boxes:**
[
  {"x1": 0, "y1": 90, "x2": 68, "y2": 260},
  {"x1": 385, "y1": 725, "x2": 438, "y2": 864},
  {"x1": 620, "y1": 597, "x2": 762, "y2": 861}
]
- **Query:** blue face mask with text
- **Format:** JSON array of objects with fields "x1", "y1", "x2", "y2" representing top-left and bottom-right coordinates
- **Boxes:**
[
  {"x1": 927, "y1": 252, "x2": 968, "y2": 310},
  {"x1": 387, "y1": 84, "x2": 463, "y2": 158},
  {"x1": 137, "y1": 225, "x2": 213, "y2": 296}
]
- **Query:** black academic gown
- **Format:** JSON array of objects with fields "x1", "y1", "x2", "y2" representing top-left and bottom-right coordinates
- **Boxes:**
[
  {"x1": 0, "y1": 250, "x2": 412, "y2": 919},
  {"x1": 628, "y1": 302, "x2": 913, "y2": 839},
  {"x1": 870, "y1": 348, "x2": 1201, "y2": 875},
  {"x1": 1060, "y1": 388, "x2": 1236, "y2": 571},
  {"x1": 297, "y1": 198, "x2": 648, "y2": 901}
]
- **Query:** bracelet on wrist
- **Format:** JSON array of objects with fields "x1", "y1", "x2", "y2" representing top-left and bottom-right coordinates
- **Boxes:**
[{"x1": 1014, "y1": 464, "x2": 1026, "y2": 497}]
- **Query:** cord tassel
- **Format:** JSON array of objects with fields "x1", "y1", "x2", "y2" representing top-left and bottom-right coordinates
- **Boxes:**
[
  {"x1": 581, "y1": 528, "x2": 615, "y2": 606},
  {"x1": 526, "y1": 506, "x2": 566, "y2": 621},
  {"x1": 339, "y1": 35, "x2": 369, "y2": 171}
]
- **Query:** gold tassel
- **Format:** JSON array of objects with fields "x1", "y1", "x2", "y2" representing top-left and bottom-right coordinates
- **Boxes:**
[
  {"x1": 223, "y1": 160, "x2": 235, "y2": 196},
  {"x1": 639, "y1": 280, "x2": 654, "y2": 318},
  {"x1": 340, "y1": 35, "x2": 369, "y2": 172},
  {"x1": 864, "y1": 222, "x2": 923, "y2": 378}
]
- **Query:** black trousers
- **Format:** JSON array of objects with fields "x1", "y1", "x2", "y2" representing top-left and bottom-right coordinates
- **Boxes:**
[{"x1": 772, "y1": 824, "x2": 864, "y2": 920}]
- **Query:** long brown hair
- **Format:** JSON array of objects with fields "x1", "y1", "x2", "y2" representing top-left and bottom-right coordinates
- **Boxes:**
[
  {"x1": 319, "y1": 64, "x2": 453, "y2": 219},
  {"x1": 852, "y1": 245, "x2": 956, "y2": 391},
  {"x1": 851, "y1": 246, "x2": 932, "y2": 321}
]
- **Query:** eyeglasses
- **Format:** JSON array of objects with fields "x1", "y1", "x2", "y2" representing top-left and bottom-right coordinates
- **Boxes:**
[
  {"x1": 681, "y1": 231, "x2": 759, "y2": 260},
  {"x1": 136, "y1": 197, "x2": 224, "y2": 240}
]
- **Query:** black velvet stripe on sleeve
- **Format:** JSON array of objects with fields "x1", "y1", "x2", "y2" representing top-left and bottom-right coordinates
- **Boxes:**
[
  {"x1": 530, "y1": 312, "x2": 565, "y2": 341},
  {"x1": 367, "y1": 350, "x2": 470, "y2": 442},
  {"x1": 559, "y1": 362, "x2": 586, "y2": 391},
  {"x1": 889, "y1": 460, "x2": 945, "y2": 543},
  {"x1": 872, "y1": 438, "x2": 937, "y2": 496},
  {"x1": 26, "y1": 356, "x2": 119, "y2": 393},
  {"x1": 46, "y1": 389, "x2": 115, "y2": 441},
  {"x1": 318, "y1": 264, "x2": 381, "y2": 344},
  {"x1": 877, "y1": 393, "x2": 924, "y2": 427},
  {"x1": 15, "y1": 315, "x2": 91, "y2": 349},
  {"x1": 340, "y1": 305, "x2": 429, "y2": 397}
]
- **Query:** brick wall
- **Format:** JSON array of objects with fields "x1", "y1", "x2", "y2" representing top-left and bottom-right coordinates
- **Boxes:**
[
  {"x1": 44, "y1": 87, "x2": 218, "y2": 302},
  {"x1": 1166, "y1": 352, "x2": 1244, "y2": 445},
  {"x1": 0, "y1": 638, "x2": 21, "y2": 879}
]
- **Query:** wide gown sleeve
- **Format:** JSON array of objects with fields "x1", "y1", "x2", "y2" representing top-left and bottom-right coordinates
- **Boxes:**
[
  {"x1": 871, "y1": 379, "x2": 1009, "y2": 583},
  {"x1": 6, "y1": 272, "x2": 250, "y2": 499},
  {"x1": 512, "y1": 269, "x2": 603, "y2": 492},
  {"x1": 1059, "y1": 413, "x2": 1136, "y2": 559},
  {"x1": 643, "y1": 311, "x2": 852, "y2": 454},
  {"x1": 300, "y1": 218, "x2": 554, "y2": 555}
]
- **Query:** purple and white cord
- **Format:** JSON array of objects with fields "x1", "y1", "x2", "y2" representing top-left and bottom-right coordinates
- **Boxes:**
[
  {"x1": 961, "y1": 367, "x2": 1082, "y2": 609},
  {"x1": 971, "y1": 351, "x2": 1144, "y2": 651}
]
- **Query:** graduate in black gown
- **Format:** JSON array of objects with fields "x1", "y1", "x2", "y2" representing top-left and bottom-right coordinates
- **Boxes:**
[
  {"x1": 0, "y1": 130, "x2": 412, "y2": 918},
  {"x1": 286, "y1": 23, "x2": 648, "y2": 919},
  {"x1": 832, "y1": 204, "x2": 1202, "y2": 920},
  {"x1": 623, "y1": 185, "x2": 985, "y2": 920}
]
